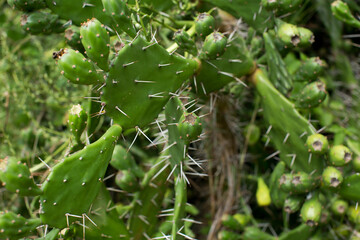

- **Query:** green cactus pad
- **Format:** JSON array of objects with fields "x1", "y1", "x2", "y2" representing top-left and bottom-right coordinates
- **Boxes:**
[
  {"x1": 40, "y1": 124, "x2": 122, "y2": 228},
  {"x1": 9, "y1": 0, "x2": 46, "y2": 12},
  {"x1": 194, "y1": 36, "x2": 255, "y2": 95},
  {"x1": 331, "y1": 0, "x2": 360, "y2": 28},
  {"x1": 339, "y1": 174, "x2": 360, "y2": 201},
  {"x1": 80, "y1": 18, "x2": 110, "y2": 71},
  {"x1": 65, "y1": 26, "x2": 85, "y2": 54},
  {"x1": 0, "y1": 157, "x2": 42, "y2": 196},
  {"x1": 101, "y1": 0, "x2": 136, "y2": 37},
  {"x1": 102, "y1": 37, "x2": 198, "y2": 130},
  {"x1": 0, "y1": 212, "x2": 42, "y2": 239},
  {"x1": 269, "y1": 161, "x2": 287, "y2": 208},
  {"x1": 45, "y1": 0, "x2": 113, "y2": 26},
  {"x1": 252, "y1": 69, "x2": 324, "y2": 173}
]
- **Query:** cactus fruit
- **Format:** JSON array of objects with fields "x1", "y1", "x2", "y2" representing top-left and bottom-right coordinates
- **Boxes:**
[
  {"x1": 115, "y1": 170, "x2": 139, "y2": 192},
  {"x1": 64, "y1": 26, "x2": 85, "y2": 53},
  {"x1": 195, "y1": 13, "x2": 215, "y2": 38},
  {"x1": 80, "y1": 18, "x2": 110, "y2": 71},
  {"x1": 330, "y1": 199, "x2": 348, "y2": 216},
  {"x1": 329, "y1": 145, "x2": 352, "y2": 166},
  {"x1": 201, "y1": 32, "x2": 228, "y2": 60},
  {"x1": 20, "y1": 12, "x2": 64, "y2": 35},
  {"x1": 277, "y1": 21, "x2": 300, "y2": 47},
  {"x1": 0, "y1": 212, "x2": 42, "y2": 239},
  {"x1": 0, "y1": 157, "x2": 42, "y2": 196},
  {"x1": 173, "y1": 30, "x2": 197, "y2": 55},
  {"x1": 322, "y1": 166, "x2": 343, "y2": 188},
  {"x1": 40, "y1": 124, "x2": 122, "y2": 228},
  {"x1": 295, "y1": 80, "x2": 327, "y2": 109},
  {"x1": 256, "y1": 177, "x2": 271, "y2": 206},
  {"x1": 221, "y1": 213, "x2": 250, "y2": 231},
  {"x1": 291, "y1": 172, "x2": 318, "y2": 193},
  {"x1": 110, "y1": 144, "x2": 143, "y2": 177},
  {"x1": 244, "y1": 123, "x2": 261, "y2": 146},
  {"x1": 177, "y1": 112, "x2": 202, "y2": 144},
  {"x1": 68, "y1": 104, "x2": 87, "y2": 143},
  {"x1": 306, "y1": 134, "x2": 329, "y2": 154},
  {"x1": 284, "y1": 195, "x2": 303, "y2": 213},
  {"x1": 294, "y1": 57, "x2": 326, "y2": 82},
  {"x1": 300, "y1": 198, "x2": 322, "y2": 227},
  {"x1": 54, "y1": 48, "x2": 102, "y2": 85}
]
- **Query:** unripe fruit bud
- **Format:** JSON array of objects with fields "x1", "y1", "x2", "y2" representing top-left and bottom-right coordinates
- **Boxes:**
[
  {"x1": 195, "y1": 13, "x2": 215, "y2": 38},
  {"x1": 329, "y1": 145, "x2": 352, "y2": 166},
  {"x1": 256, "y1": 177, "x2": 271, "y2": 206},
  {"x1": 295, "y1": 80, "x2": 327, "y2": 109},
  {"x1": 177, "y1": 112, "x2": 202, "y2": 144},
  {"x1": 331, "y1": 199, "x2": 348, "y2": 216},
  {"x1": 284, "y1": 195, "x2": 303, "y2": 213},
  {"x1": 300, "y1": 198, "x2": 322, "y2": 227},
  {"x1": 322, "y1": 166, "x2": 343, "y2": 188},
  {"x1": 306, "y1": 133, "x2": 329, "y2": 154},
  {"x1": 68, "y1": 104, "x2": 87, "y2": 143},
  {"x1": 201, "y1": 32, "x2": 227, "y2": 60}
]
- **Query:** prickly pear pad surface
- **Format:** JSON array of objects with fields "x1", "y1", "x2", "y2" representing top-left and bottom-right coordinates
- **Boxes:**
[
  {"x1": 40, "y1": 124, "x2": 122, "y2": 228},
  {"x1": 102, "y1": 37, "x2": 198, "y2": 130}
]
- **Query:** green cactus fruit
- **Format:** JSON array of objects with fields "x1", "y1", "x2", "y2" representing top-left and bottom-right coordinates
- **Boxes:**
[
  {"x1": 55, "y1": 48, "x2": 102, "y2": 85},
  {"x1": 306, "y1": 134, "x2": 329, "y2": 154},
  {"x1": 102, "y1": 37, "x2": 198, "y2": 130},
  {"x1": 284, "y1": 195, "x2": 303, "y2": 213},
  {"x1": 353, "y1": 156, "x2": 360, "y2": 172},
  {"x1": 110, "y1": 145, "x2": 143, "y2": 179},
  {"x1": 115, "y1": 170, "x2": 139, "y2": 192},
  {"x1": 201, "y1": 32, "x2": 228, "y2": 60},
  {"x1": 243, "y1": 226, "x2": 276, "y2": 240},
  {"x1": 269, "y1": 161, "x2": 287, "y2": 208},
  {"x1": 221, "y1": 213, "x2": 250, "y2": 231},
  {"x1": 277, "y1": 21, "x2": 300, "y2": 47},
  {"x1": 20, "y1": 12, "x2": 64, "y2": 35},
  {"x1": 322, "y1": 166, "x2": 343, "y2": 188},
  {"x1": 40, "y1": 124, "x2": 122, "y2": 228},
  {"x1": 195, "y1": 13, "x2": 215, "y2": 38},
  {"x1": 64, "y1": 26, "x2": 85, "y2": 54},
  {"x1": 256, "y1": 177, "x2": 271, "y2": 206},
  {"x1": 101, "y1": 0, "x2": 136, "y2": 38},
  {"x1": 262, "y1": 0, "x2": 279, "y2": 10},
  {"x1": 347, "y1": 206, "x2": 360, "y2": 224},
  {"x1": 331, "y1": 0, "x2": 360, "y2": 28},
  {"x1": 177, "y1": 112, "x2": 202, "y2": 144},
  {"x1": 9, "y1": 0, "x2": 46, "y2": 12},
  {"x1": 297, "y1": 27, "x2": 314, "y2": 48},
  {"x1": 279, "y1": 173, "x2": 293, "y2": 192},
  {"x1": 330, "y1": 199, "x2": 348, "y2": 216},
  {"x1": 291, "y1": 172, "x2": 318, "y2": 194},
  {"x1": 294, "y1": 57, "x2": 326, "y2": 82},
  {"x1": 0, "y1": 212, "x2": 42, "y2": 239},
  {"x1": 329, "y1": 145, "x2": 352, "y2": 166},
  {"x1": 295, "y1": 80, "x2": 327, "y2": 109},
  {"x1": 68, "y1": 104, "x2": 87, "y2": 143},
  {"x1": 173, "y1": 30, "x2": 197, "y2": 55},
  {"x1": 0, "y1": 157, "x2": 42, "y2": 196},
  {"x1": 80, "y1": 18, "x2": 110, "y2": 71},
  {"x1": 218, "y1": 230, "x2": 242, "y2": 240},
  {"x1": 244, "y1": 124, "x2": 261, "y2": 146},
  {"x1": 339, "y1": 174, "x2": 360, "y2": 201},
  {"x1": 300, "y1": 198, "x2": 322, "y2": 227}
]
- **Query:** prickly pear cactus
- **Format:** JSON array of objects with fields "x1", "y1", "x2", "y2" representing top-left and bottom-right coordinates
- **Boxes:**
[{"x1": 3, "y1": 0, "x2": 360, "y2": 239}]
